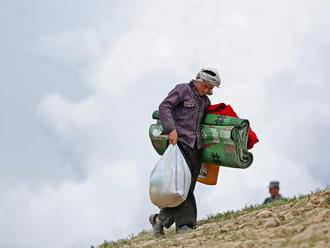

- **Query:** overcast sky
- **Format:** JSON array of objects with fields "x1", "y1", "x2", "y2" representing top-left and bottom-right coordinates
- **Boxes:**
[{"x1": 1, "y1": 0, "x2": 329, "y2": 247}]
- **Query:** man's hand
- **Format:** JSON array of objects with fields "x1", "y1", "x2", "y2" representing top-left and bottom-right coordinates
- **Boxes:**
[{"x1": 168, "y1": 129, "x2": 178, "y2": 144}]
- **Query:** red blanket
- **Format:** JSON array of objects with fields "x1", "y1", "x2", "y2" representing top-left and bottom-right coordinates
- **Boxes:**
[{"x1": 207, "y1": 103, "x2": 259, "y2": 149}]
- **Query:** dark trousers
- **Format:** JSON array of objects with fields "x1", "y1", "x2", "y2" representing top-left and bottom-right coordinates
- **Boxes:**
[{"x1": 158, "y1": 140, "x2": 202, "y2": 230}]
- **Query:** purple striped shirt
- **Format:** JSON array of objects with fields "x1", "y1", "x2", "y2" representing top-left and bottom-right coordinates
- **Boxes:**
[{"x1": 159, "y1": 81, "x2": 211, "y2": 149}]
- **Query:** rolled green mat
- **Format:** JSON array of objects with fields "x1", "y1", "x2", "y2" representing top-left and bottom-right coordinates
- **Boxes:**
[
  {"x1": 149, "y1": 111, "x2": 253, "y2": 169},
  {"x1": 201, "y1": 124, "x2": 253, "y2": 169},
  {"x1": 153, "y1": 110, "x2": 249, "y2": 130},
  {"x1": 149, "y1": 122, "x2": 168, "y2": 155},
  {"x1": 204, "y1": 113, "x2": 250, "y2": 129},
  {"x1": 152, "y1": 110, "x2": 160, "y2": 120}
]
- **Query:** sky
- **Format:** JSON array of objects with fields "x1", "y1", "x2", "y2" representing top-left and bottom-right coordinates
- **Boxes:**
[{"x1": 1, "y1": 0, "x2": 329, "y2": 247}]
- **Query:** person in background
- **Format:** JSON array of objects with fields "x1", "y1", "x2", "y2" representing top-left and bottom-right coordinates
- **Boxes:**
[{"x1": 263, "y1": 181, "x2": 283, "y2": 204}]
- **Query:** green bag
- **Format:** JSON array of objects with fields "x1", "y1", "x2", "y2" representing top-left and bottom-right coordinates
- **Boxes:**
[{"x1": 149, "y1": 111, "x2": 253, "y2": 169}]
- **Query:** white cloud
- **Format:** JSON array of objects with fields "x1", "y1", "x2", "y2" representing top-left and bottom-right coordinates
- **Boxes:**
[
  {"x1": 36, "y1": 29, "x2": 104, "y2": 64},
  {"x1": 38, "y1": 94, "x2": 101, "y2": 135},
  {"x1": 0, "y1": 159, "x2": 145, "y2": 248}
]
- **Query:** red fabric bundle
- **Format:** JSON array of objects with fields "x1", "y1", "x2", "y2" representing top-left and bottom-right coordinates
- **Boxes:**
[{"x1": 207, "y1": 103, "x2": 259, "y2": 149}]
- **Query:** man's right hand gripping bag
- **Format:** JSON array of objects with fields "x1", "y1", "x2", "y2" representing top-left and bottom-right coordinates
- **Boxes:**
[{"x1": 149, "y1": 144, "x2": 191, "y2": 209}]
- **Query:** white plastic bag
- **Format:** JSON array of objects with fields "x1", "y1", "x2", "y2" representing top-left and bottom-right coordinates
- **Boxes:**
[{"x1": 149, "y1": 144, "x2": 191, "y2": 209}]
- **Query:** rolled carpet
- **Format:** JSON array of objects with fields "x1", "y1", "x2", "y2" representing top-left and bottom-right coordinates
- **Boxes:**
[{"x1": 149, "y1": 111, "x2": 253, "y2": 169}]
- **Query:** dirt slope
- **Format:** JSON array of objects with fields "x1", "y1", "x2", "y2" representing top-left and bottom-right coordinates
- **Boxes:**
[{"x1": 99, "y1": 189, "x2": 330, "y2": 248}]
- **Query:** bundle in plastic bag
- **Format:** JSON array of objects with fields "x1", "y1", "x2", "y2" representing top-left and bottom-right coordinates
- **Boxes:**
[{"x1": 149, "y1": 144, "x2": 191, "y2": 209}]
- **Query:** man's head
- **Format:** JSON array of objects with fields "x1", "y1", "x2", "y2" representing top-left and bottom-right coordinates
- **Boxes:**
[
  {"x1": 268, "y1": 181, "x2": 280, "y2": 198},
  {"x1": 193, "y1": 68, "x2": 221, "y2": 96}
]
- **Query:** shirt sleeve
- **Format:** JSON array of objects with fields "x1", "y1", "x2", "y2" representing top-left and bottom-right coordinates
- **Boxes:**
[{"x1": 159, "y1": 84, "x2": 186, "y2": 134}]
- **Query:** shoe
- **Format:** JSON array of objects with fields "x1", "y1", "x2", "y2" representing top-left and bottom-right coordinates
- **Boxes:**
[
  {"x1": 176, "y1": 225, "x2": 193, "y2": 234},
  {"x1": 149, "y1": 214, "x2": 164, "y2": 237}
]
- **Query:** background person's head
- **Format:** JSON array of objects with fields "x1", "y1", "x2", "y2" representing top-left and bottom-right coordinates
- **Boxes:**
[
  {"x1": 268, "y1": 181, "x2": 280, "y2": 198},
  {"x1": 194, "y1": 68, "x2": 221, "y2": 96}
]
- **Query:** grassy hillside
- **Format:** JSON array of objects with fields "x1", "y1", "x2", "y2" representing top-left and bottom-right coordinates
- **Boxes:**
[{"x1": 98, "y1": 188, "x2": 330, "y2": 248}]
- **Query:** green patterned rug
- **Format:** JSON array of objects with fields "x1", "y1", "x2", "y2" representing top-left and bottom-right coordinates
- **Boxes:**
[{"x1": 149, "y1": 111, "x2": 253, "y2": 169}]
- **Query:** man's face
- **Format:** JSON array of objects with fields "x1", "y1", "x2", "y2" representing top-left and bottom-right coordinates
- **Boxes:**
[
  {"x1": 195, "y1": 80, "x2": 214, "y2": 96},
  {"x1": 269, "y1": 187, "x2": 280, "y2": 198}
]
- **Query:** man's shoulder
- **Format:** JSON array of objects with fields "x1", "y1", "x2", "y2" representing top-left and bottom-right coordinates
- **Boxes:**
[
  {"x1": 171, "y1": 83, "x2": 191, "y2": 95},
  {"x1": 174, "y1": 82, "x2": 190, "y2": 90},
  {"x1": 263, "y1": 197, "x2": 272, "y2": 204}
]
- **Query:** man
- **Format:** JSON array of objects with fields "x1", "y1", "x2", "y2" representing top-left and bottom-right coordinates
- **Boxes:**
[
  {"x1": 149, "y1": 68, "x2": 221, "y2": 236},
  {"x1": 263, "y1": 181, "x2": 283, "y2": 204}
]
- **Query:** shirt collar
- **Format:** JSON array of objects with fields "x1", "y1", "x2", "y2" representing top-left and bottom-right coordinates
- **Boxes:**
[{"x1": 189, "y1": 80, "x2": 200, "y2": 97}]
